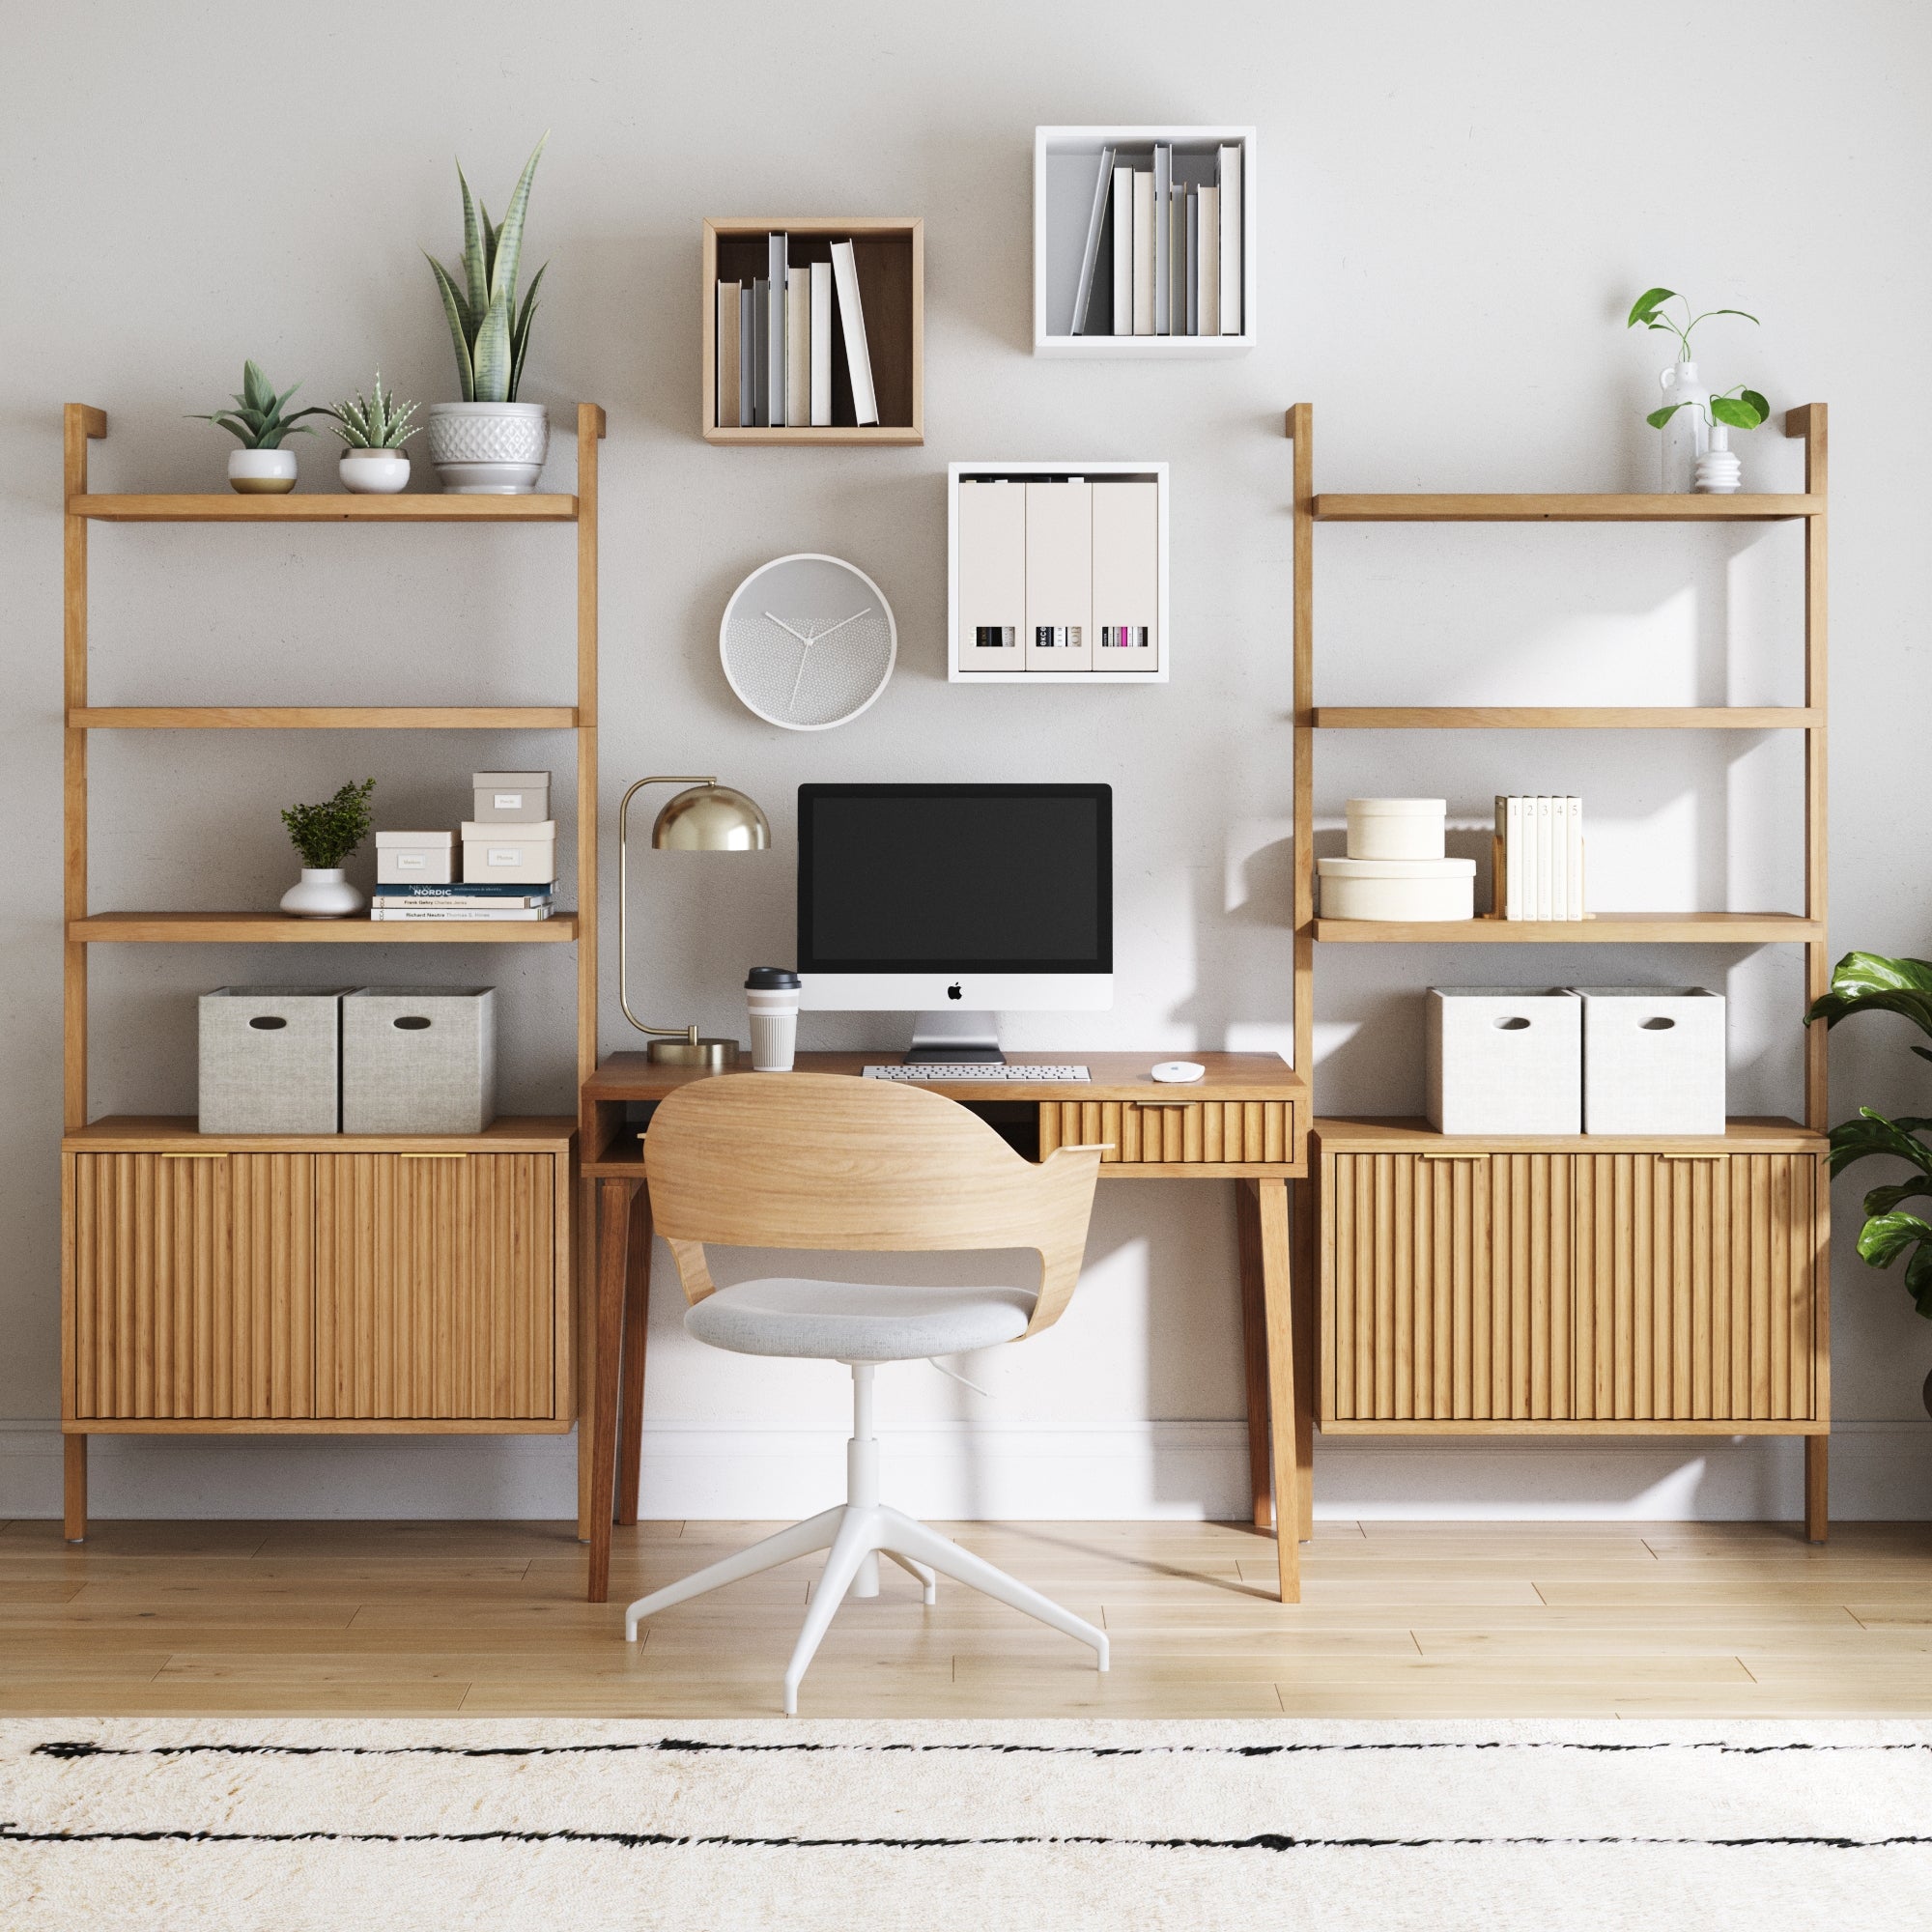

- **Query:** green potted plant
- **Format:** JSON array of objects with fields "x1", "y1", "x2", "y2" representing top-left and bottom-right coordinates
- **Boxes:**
[
  {"x1": 279, "y1": 778, "x2": 376, "y2": 919},
  {"x1": 1626, "y1": 288, "x2": 1765, "y2": 493},
  {"x1": 190, "y1": 359, "x2": 330, "y2": 495},
  {"x1": 1804, "y1": 952, "x2": 1932, "y2": 1414},
  {"x1": 325, "y1": 375, "x2": 422, "y2": 495},
  {"x1": 424, "y1": 133, "x2": 550, "y2": 493}
]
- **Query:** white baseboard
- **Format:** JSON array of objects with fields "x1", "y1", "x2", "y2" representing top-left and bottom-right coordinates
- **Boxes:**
[{"x1": 2, "y1": 1417, "x2": 1927, "y2": 1521}]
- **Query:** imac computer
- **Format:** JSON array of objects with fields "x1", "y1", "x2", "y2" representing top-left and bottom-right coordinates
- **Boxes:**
[{"x1": 797, "y1": 782, "x2": 1112, "y2": 1062}]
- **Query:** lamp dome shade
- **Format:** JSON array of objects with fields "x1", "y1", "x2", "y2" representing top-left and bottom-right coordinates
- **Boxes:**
[{"x1": 651, "y1": 783, "x2": 770, "y2": 852}]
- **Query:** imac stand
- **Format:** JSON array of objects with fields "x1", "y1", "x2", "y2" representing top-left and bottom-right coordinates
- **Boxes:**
[{"x1": 905, "y1": 1009, "x2": 1004, "y2": 1064}]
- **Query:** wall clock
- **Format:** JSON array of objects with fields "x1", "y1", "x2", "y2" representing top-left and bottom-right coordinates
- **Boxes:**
[{"x1": 719, "y1": 553, "x2": 897, "y2": 730}]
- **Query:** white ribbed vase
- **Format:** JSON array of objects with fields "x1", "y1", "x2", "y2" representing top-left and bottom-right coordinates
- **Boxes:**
[{"x1": 425, "y1": 402, "x2": 550, "y2": 495}]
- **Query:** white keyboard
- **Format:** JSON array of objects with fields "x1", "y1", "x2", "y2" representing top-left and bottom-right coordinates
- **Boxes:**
[{"x1": 863, "y1": 1064, "x2": 1091, "y2": 1083}]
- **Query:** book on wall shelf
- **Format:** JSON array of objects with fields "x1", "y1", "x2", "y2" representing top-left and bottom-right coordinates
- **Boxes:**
[
  {"x1": 1492, "y1": 795, "x2": 1584, "y2": 920},
  {"x1": 371, "y1": 882, "x2": 555, "y2": 922},
  {"x1": 711, "y1": 234, "x2": 879, "y2": 433}
]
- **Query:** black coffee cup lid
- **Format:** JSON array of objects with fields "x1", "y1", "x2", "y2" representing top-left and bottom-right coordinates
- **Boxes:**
[{"x1": 745, "y1": 966, "x2": 801, "y2": 990}]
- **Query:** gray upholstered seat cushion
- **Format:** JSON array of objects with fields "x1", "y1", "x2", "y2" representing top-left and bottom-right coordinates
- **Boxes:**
[{"x1": 684, "y1": 1278, "x2": 1035, "y2": 1360}]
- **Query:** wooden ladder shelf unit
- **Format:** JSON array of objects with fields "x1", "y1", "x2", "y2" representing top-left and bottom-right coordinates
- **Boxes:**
[
  {"x1": 59, "y1": 404, "x2": 606, "y2": 1542},
  {"x1": 1284, "y1": 403, "x2": 1832, "y2": 1539}
]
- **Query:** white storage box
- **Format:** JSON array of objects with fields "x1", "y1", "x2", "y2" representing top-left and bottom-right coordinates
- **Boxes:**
[
  {"x1": 462, "y1": 819, "x2": 556, "y2": 885},
  {"x1": 1577, "y1": 986, "x2": 1726, "y2": 1135},
  {"x1": 1428, "y1": 987, "x2": 1582, "y2": 1135},
  {"x1": 198, "y1": 985, "x2": 355, "y2": 1134},
  {"x1": 1347, "y1": 797, "x2": 1446, "y2": 860},
  {"x1": 341, "y1": 986, "x2": 497, "y2": 1134},
  {"x1": 470, "y1": 770, "x2": 551, "y2": 825},
  {"x1": 1320, "y1": 856, "x2": 1474, "y2": 922},
  {"x1": 376, "y1": 830, "x2": 456, "y2": 885}
]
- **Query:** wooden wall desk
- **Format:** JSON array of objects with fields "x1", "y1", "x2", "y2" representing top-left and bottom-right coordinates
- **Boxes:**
[{"x1": 579, "y1": 1051, "x2": 1312, "y2": 1604}]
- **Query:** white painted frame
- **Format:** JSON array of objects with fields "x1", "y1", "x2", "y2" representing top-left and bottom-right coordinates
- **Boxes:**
[
  {"x1": 1032, "y1": 125, "x2": 1257, "y2": 357},
  {"x1": 947, "y1": 461, "x2": 1171, "y2": 685}
]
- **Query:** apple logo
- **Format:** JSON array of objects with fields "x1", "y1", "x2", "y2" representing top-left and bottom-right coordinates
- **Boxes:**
[{"x1": 947, "y1": 981, "x2": 963, "y2": 1001}]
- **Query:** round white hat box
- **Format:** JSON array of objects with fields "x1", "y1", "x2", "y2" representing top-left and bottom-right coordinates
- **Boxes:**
[
  {"x1": 1318, "y1": 856, "x2": 1475, "y2": 922},
  {"x1": 1346, "y1": 798, "x2": 1447, "y2": 861}
]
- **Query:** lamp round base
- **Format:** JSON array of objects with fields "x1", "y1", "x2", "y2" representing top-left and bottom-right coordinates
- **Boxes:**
[{"x1": 646, "y1": 1037, "x2": 742, "y2": 1068}]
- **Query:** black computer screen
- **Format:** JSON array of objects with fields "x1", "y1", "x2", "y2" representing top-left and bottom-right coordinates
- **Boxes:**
[{"x1": 797, "y1": 784, "x2": 1112, "y2": 973}]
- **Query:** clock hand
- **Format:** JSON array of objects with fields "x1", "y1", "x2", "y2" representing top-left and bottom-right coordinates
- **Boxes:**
[
  {"x1": 762, "y1": 611, "x2": 813, "y2": 646},
  {"x1": 805, "y1": 608, "x2": 872, "y2": 644}
]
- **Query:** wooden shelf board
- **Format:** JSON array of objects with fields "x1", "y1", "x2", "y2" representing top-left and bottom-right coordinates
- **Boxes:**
[
  {"x1": 1318, "y1": 1419, "x2": 1830, "y2": 1436},
  {"x1": 70, "y1": 706, "x2": 578, "y2": 730},
  {"x1": 1312, "y1": 493, "x2": 1822, "y2": 523},
  {"x1": 1312, "y1": 1115, "x2": 1823, "y2": 1153},
  {"x1": 71, "y1": 911, "x2": 580, "y2": 944},
  {"x1": 69, "y1": 493, "x2": 578, "y2": 523},
  {"x1": 1312, "y1": 706, "x2": 1821, "y2": 730},
  {"x1": 1313, "y1": 912, "x2": 1820, "y2": 944},
  {"x1": 701, "y1": 426, "x2": 923, "y2": 446},
  {"x1": 64, "y1": 1114, "x2": 576, "y2": 1152}
]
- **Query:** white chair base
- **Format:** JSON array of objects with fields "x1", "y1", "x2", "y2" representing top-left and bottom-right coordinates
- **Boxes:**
[{"x1": 623, "y1": 1363, "x2": 1110, "y2": 1717}]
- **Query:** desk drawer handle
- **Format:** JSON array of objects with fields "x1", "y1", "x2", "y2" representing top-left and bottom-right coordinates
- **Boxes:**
[
  {"x1": 399, "y1": 1152, "x2": 468, "y2": 1160},
  {"x1": 1418, "y1": 1151, "x2": 1486, "y2": 1161},
  {"x1": 1661, "y1": 1152, "x2": 1725, "y2": 1161},
  {"x1": 160, "y1": 1151, "x2": 226, "y2": 1159}
]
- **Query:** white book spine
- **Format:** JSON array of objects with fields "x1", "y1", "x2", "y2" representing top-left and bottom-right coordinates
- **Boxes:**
[
  {"x1": 1110, "y1": 165, "x2": 1133, "y2": 336},
  {"x1": 1505, "y1": 796, "x2": 1523, "y2": 918},
  {"x1": 1567, "y1": 798, "x2": 1585, "y2": 919},
  {"x1": 784, "y1": 264, "x2": 809, "y2": 429},
  {"x1": 1199, "y1": 185, "x2": 1220, "y2": 336},
  {"x1": 1549, "y1": 793, "x2": 1568, "y2": 921},
  {"x1": 829, "y1": 241, "x2": 879, "y2": 426},
  {"x1": 1132, "y1": 173, "x2": 1154, "y2": 334},
  {"x1": 1534, "y1": 797, "x2": 1554, "y2": 921},
  {"x1": 810, "y1": 261, "x2": 832, "y2": 426},
  {"x1": 1217, "y1": 143, "x2": 1242, "y2": 334},
  {"x1": 1185, "y1": 189, "x2": 1199, "y2": 335}
]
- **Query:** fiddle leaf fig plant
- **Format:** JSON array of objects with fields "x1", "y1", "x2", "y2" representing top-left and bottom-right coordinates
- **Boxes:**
[
  {"x1": 425, "y1": 133, "x2": 549, "y2": 403},
  {"x1": 281, "y1": 779, "x2": 376, "y2": 869},
  {"x1": 1804, "y1": 952, "x2": 1932, "y2": 1320},
  {"x1": 190, "y1": 359, "x2": 330, "y2": 448}
]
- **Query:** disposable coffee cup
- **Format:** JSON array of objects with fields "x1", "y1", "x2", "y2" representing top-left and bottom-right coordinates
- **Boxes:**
[{"x1": 745, "y1": 967, "x2": 802, "y2": 1072}]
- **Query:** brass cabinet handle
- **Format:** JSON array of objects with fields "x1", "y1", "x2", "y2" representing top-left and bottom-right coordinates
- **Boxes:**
[
  {"x1": 1418, "y1": 1150, "x2": 1485, "y2": 1160},
  {"x1": 1661, "y1": 1151, "x2": 1726, "y2": 1160},
  {"x1": 159, "y1": 1151, "x2": 226, "y2": 1159},
  {"x1": 398, "y1": 1151, "x2": 468, "y2": 1160}
]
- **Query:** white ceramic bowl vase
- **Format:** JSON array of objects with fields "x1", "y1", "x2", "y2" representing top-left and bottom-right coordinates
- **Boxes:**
[
  {"x1": 338, "y1": 448, "x2": 412, "y2": 494},
  {"x1": 425, "y1": 402, "x2": 549, "y2": 494},
  {"x1": 228, "y1": 447, "x2": 298, "y2": 495}
]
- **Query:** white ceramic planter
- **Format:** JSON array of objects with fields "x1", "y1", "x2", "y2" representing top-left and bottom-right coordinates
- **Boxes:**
[
  {"x1": 339, "y1": 448, "x2": 412, "y2": 494},
  {"x1": 425, "y1": 402, "x2": 549, "y2": 494},
  {"x1": 279, "y1": 867, "x2": 364, "y2": 919},
  {"x1": 228, "y1": 447, "x2": 298, "y2": 495},
  {"x1": 1694, "y1": 423, "x2": 1742, "y2": 495}
]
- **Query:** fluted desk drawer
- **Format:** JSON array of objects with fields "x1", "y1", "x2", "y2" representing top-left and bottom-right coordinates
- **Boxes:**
[{"x1": 1039, "y1": 1097, "x2": 1298, "y2": 1169}]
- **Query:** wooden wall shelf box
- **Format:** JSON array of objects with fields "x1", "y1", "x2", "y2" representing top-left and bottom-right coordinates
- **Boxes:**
[
  {"x1": 58, "y1": 402, "x2": 608, "y2": 1542},
  {"x1": 1285, "y1": 402, "x2": 1833, "y2": 1536}
]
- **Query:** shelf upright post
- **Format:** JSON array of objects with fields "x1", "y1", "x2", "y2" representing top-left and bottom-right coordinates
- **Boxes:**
[{"x1": 62, "y1": 407, "x2": 106, "y2": 1137}]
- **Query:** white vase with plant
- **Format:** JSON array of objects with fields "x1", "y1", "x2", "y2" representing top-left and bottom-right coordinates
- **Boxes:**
[
  {"x1": 278, "y1": 779, "x2": 375, "y2": 919},
  {"x1": 1627, "y1": 289, "x2": 1768, "y2": 492},
  {"x1": 191, "y1": 359, "x2": 329, "y2": 494},
  {"x1": 424, "y1": 135, "x2": 551, "y2": 493},
  {"x1": 327, "y1": 375, "x2": 421, "y2": 493}
]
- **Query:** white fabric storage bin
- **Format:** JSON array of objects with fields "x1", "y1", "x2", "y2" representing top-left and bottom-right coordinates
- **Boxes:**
[
  {"x1": 341, "y1": 986, "x2": 497, "y2": 1134},
  {"x1": 470, "y1": 770, "x2": 551, "y2": 825},
  {"x1": 1576, "y1": 986, "x2": 1726, "y2": 1135},
  {"x1": 1346, "y1": 797, "x2": 1446, "y2": 860},
  {"x1": 198, "y1": 985, "x2": 355, "y2": 1134},
  {"x1": 375, "y1": 830, "x2": 456, "y2": 885},
  {"x1": 1427, "y1": 987, "x2": 1581, "y2": 1135},
  {"x1": 462, "y1": 819, "x2": 556, "y2": 884},
  {"x1": 1320, "y1": 856, "x2": 1474, "y2": 922}
]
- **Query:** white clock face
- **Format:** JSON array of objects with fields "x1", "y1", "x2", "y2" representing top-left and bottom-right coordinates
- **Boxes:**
[{"x1": 719, "y1": 553, "x2": 897, "y2": 730}]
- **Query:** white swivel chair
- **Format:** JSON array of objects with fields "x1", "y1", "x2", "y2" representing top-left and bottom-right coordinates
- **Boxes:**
[{"x1": 624, "y1": 1071, "x2": 1112, "y2": 1714}]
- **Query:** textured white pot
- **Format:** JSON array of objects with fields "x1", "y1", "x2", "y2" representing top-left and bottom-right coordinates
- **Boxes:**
[
  {"x1": 1694, "y1": 422, "x2": 1743, "y2": 494},
  {"x1": 338, "y1": 448, "x2": 412, "y2": 494},
  {"x1": 425, "y1": 402, "x2": 549, "y2": 494},
  {"x1": 227, "y1": 447, "x2": 298, "y2": 495},
  {"x1": 279, "y1": 867, "x2": 364, "y2": 919}
]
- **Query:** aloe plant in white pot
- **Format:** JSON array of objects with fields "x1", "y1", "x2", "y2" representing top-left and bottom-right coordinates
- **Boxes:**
[
  {"x1": 326, "y1": 375, "x2": 420, "y2": 493},
  {"x1": 424, "y1": 134, "x2": 551, "y2": 493}
]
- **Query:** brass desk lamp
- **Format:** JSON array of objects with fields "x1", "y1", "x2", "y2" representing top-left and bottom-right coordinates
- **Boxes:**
[{"x1": 618, "y1": 775, "x2": 770, "y2": 1066}]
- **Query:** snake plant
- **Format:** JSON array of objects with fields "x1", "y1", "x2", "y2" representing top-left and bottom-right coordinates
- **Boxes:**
[
  {"x1": 189, "y1": 360, "x2": 329, "y2": 448},
  {"x1": 325, "y1": 375, "x2": 421, "y2": 448},
  {"x1": 425, "y1": 134, "x2": 549, "y2": 403},
  {"x1": 1804, "y1": 952, "x2": 1932, "y2": 1320}
]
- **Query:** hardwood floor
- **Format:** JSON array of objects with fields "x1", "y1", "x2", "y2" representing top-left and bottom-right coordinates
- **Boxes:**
[{"x1": 2, "y1": 1517, "x2": 1929, "y2": 1719}]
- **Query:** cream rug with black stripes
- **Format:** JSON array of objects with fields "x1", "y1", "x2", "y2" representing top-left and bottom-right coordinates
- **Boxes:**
[{"x1": 3, "y1": 1719, "x2": 1929, "y2": 1929}]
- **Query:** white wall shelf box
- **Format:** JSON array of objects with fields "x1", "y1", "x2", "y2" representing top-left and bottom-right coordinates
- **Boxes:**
[
  {"x1": 1033, "y1": 126, "x2": 1256, "y2": 357},
  {"x1": 948, "y1": 462, "x2": 1170, "y2": 684}
]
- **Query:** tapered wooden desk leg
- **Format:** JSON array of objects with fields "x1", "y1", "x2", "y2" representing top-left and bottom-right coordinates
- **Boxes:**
[
  {"x1": 576, "y1": 1174, "x2": 596, "y2": 1543},
  {"x1": 615, "y1": 1183, "x2": 654, "y2": 1527},
  {"x1": 587, "y1": 1178, "x2": 636, "y2": 1603},
  {"x1": 1291, "y1": 1177, "x2": 1317, "y2": 1543},
  {"x1": 1805, "y1": 1435, "x2": 1829, "y2": 1543},
  {"x1": 1255, "y1": 1177, "x2": 1299, "y2": 1603},
  {"x1": 63, "y1": 1435, "x2": 86, "y2": 1543},
  {"x1": 1235, "y1": 1182, "x2": 1273, "y2": 1532}
]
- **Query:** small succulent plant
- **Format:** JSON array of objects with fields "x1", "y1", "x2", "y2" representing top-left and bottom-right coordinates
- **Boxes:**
[
  {"x1": 425, "y1": 133, "x2": 548, "y2": 403},
  {"x1": 325, "y1": 375, "x2": 421, "y2": 448},
  {"x1": 281, "y1": 779, "x2": 376, "y2": 869},
  {"x1": 190, "y1": 359, "x2": 330, "y2": 448}
]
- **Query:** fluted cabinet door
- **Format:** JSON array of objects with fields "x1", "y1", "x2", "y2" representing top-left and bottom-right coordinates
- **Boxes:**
[
  {"x1": 314, "y1": 1153, "x2": 556, "y2": 1421},
  {"x1": 65, "y1": 1151, "x2": 315, "y2": 1421}
]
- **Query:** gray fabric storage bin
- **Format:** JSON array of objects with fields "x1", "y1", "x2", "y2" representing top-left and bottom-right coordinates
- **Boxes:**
[
  {"x1": 198, "y1": 986, "x2": 355, "y2": 1134},
  {"x1": 341, "y1": 986, "x2": 497, "y2": 1133}
]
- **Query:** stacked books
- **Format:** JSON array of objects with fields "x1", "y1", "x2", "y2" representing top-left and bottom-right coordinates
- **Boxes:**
[
  {"x1": 1066, "y1": 142, "x2": 1243, "y2": 338},
  {"x1": 1493, "y1": 796, "x2": 1586, "y2": 921},
  {"x1": 371, "y1": 884, "x2": 555, "y2": 923},
  {"x1": 717, "y1": 234, "x2": 875, "y2": 430}
]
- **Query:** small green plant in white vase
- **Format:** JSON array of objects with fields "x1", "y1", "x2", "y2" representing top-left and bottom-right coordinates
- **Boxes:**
[
  {"x1": 279, "y1": 778, "x2": 376, "y2": 919},
  {"x1": 326, "y1": 376, "x2": 421, "y2": 495},
  {"x1": 191, "y1": 359, "x2": 329, "y2": 495},
  {"x1": 1626, "y1": 289, "x2": 1769, "y2": 492}
]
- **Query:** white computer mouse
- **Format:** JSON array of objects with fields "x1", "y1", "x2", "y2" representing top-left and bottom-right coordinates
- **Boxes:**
[{"x1": 1151, "y1": 1061, "x2": 1206, "y2": 1084}]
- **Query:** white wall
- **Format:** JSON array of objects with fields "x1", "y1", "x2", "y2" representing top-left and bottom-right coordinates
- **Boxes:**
[{"x1": 3, "y1": 0, "x2": 1929, "y2": 1522}]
